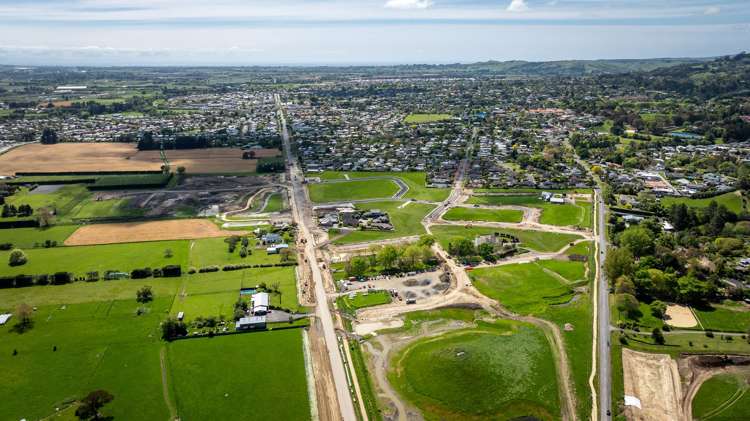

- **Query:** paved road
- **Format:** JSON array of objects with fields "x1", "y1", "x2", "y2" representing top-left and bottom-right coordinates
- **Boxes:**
[
  {"x1": 596, "y1": 187, "x2": 612, "y2": 420},
  {"x1": 276, "y1": 94, "x2": 358, "y2": 421}
]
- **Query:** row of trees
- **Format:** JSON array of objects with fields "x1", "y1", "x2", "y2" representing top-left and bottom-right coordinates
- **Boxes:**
[
  {"x1": 345, "y1": 237, "x2": 437, "y2": 278},
  {"x1": 2, "y1": 204, "x2": 33, "y2": 218}
]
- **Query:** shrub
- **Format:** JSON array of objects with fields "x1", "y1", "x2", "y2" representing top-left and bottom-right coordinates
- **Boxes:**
[
  {"x1": 85, "y1": 271, "x2": 99, "y2": 282},
  {"x1": 162, "y1": 265, "x2": 182, "y2": 277},
  {"x1": 161, "y1": 317, "x2": 187, "y2": 341},
  {"x1": 14, "y1": 274, "x2": 33, "y2": 288},
  {"x1": 152, "y1": 268, "x2": 163, "y2": 278},
  {"x1": 34, "y1": 274, "x2": 50, "y2": 285},
  {"x1": 131, "y1": 268, "x2": 153, "y2": 279},
  {"x1": 198, "y1": 265, "x2": 220, "y2": 273},
  {"x1": 0, "y1": 276, "x2": 14, "y2": 288},
  {"x1": 52, "y1": 272, "x2": 72, "y2": 285},
  {"x1": 0, "y1": 242, "x2": 13, "y2": 250},
  {"x1": 8, "y1": 249, "x2": 27, "y2": 266},
  {"x1": 706, "y1": 330, "x2": 715, "y2": 338},
  {"x1": 652, "y1": 328, "x2": 665, "y2": 345}
]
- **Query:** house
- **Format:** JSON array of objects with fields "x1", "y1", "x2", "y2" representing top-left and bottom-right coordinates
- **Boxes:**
[
  {"x1": 177, "y1": 312, "x2": 185, "y2": 321},
  {"x1": 550, "y1": 196, "x2": 565, "y2": 204},
  {"x1": 252, "y1": 292, "x2": 270, "y2": 315},
  {"x1": 0, "y1": 313, "x2": 11, "y2": 325},
  {"x1": 235, "y1": 316, "x2": 266, "y2": 330},
  {"x1": 261, "y1": 233, "x2": 282, "y2": 244}
]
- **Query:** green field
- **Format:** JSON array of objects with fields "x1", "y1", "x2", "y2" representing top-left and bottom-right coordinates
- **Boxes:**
[
  {"x1": 467, "y1": 195, "x2": 589, "y2": 227},
  {"x1": 389, "y1": 320, "x2": 560, "y2": 420},
  {"x1": 263, "y1": 192, "x2": 285, "y2": 212},
  {"x1": 692, "y1": 372, "x2": 750, "y2": 420},
  {"x1": 312, "y1": 171, "x2": 450, "y2": 202},
  {"x1": 6, "y1": 185, "x2": 90, "y2": 220},
  {"x1": 403, "y1": 113, "x2": 452, "y2": 124},
  {"x1": 187, "y1": 237, "x2": 286, "y2": 268},
  {"x1": 0, "y1": 226, "x2": 77, "y2": 248},
  {"x1": 333, "y1": 201, "x2": 436, "y2": 245},
  {"x1": 308, "y1": 179, "x2": 399, "y2": 203},
  {"x1": 430, "y1": 225, "x2": 582, "y2": 253},
  {"x1": 337, "y1": 290, "x2": 392, "y2": 315},
  {"x1": 661, "y1": 191, "x2": 744, "y2": 214},
  {"x1": 442, "y1": 207, "x2": 523, "y2": 223},
  {"x1": 694, "y1": 302, "x2": 750, "y2": 332},
  {"x1": 0, "y1": 239, "x2": 190, "y2": 278},
  {"x1": 470, "y1": 262, "x2": 576, "y2": 315},
  {"x1": 168, "y1": 330, "x2": 311, "y2": 421}
]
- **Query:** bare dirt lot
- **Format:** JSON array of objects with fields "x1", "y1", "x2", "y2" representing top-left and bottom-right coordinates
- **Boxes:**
[
  {"x1": 64, "y1": 219, "x2": 236, "y2": 245},
  {"x1": 0, "y1": 143, "x2": 281, "y2": 175},
  {"x1": 622, "y1": 348, "x2": 683, "y2": 421},
  {"x1": 665, "y1": 304, "x2": 698, "y2": 328}
]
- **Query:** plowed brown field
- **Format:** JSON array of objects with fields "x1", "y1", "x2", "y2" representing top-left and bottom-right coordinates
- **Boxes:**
[{"x1": 64, "y1": 219, "x2": 236, "y2": 245}]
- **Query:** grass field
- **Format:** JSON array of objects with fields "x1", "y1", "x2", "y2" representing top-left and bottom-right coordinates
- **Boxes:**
[
  {"x1": 337, "y1": 290, "x2": 392, "y2": 315},
  {"x1": 442, "y1": 207, "x2": 523, "y2": 223},
  {"x1": 467, "y1": 195, "x2": 589, "y2": 227},
  {"x1": 312, "y1": 171, "x2": 450, "y2": 202},
  {"x1": 692, "y1": 372, "x2": 750, "y2": 420},
  {"x1": 388, "y1": 320, "x2": 560, "y2": 420},
  {"x1": 263, "y1": 192, "x2": 285, "y2": 212},
  {"x1": 0, "y1": 298, "x2": 172, "y2": 421},
  {"x1": 470, "y1": 262, "x2": 576, "y2": 315},
  {"x1": 693, "y1": 302, "x2": 750, "y2": 332},
  {"x1": 168, "y1": 330, "x2": 311, "y2": 421},
  {"x1": 71, "y1": 197, "x2": 144, "y2": 219},
  {"x1": 661, "y1": 191, "x2": 744, "y2": 214},
  {"x1": 430, "y1": 225, "x2": 582, "y2": 253},
  {"x1": 187, "y1": 237, "x2": 285, "y2": 268},
  {"x1": 403, "y1": 113, "x2": 452, "y2": 124},
  {"x1": 0, "y1": 225, "x2": 77, "y2": 248},
  {"x1": 6, "y1": 185, "x2": 90, "y2": 220},
  {"x1": 308, "y1": 179, "x2": 399, "y2": 203},
  {"x1": 333, "y1": 201, "x2": 435, "y2": 245}
]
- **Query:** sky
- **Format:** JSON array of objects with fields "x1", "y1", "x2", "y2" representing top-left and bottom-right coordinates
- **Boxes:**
[{"x1": 0, "y1": 0, "x2": 748, "y2": 66}]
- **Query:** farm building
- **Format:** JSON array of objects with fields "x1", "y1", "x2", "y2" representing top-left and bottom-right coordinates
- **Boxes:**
[
  {"x1": 252, "y1": 292, "x2": 270, "y2": 315},
  {"x1": 235, "y1": 316, "x2": 267, "y2": 330}
]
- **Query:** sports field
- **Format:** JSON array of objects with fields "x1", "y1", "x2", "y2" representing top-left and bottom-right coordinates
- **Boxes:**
[
  {"x1": 389, "y1": 320, "x2": 560, "y2": 420},
  {"x1": 467, "y1": 195, "x2": 590, "y2": 227},
  {"x1": 442, "y1": 207, "x2": 524, "y2": 223},
  {"x1": 64, "y1": 219, "x2": 236, "y2": 245},
  {"x1": 308, "y1": 179, "x2": 399, "y2": 203},
  {"x1": 403, "y1": 113, "x2": 452, "y2": 124}
]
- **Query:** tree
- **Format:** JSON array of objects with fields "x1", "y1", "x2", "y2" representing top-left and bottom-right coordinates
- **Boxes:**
[
  {"x1": 8, "y1": 249, "x2": 27, "y2": 266},
  {"x1": 651, "y1": 328, "x2": 665, "y2": 345},
  {"x1": 605, "y1": 247, "x2": 634, "y2": 281},
  {"x1": 40, "y1": 127, "x2": 58, "y2": 145},
  {"x1": 616, "y1": 293, "x2": 641, "y2": 319},
  {"x1": 619, "y1": 227, "x2": 653, "y2": 257},
  {"x1": 614, "y1": 276, "x2": 636, "y2": 295},
  {"x1": 347, "y1": 256, "x2": 369, "y2": 278},
  {"x1": 449, "y1": 238, "x2": 475, "y2": 257},
  {"x1": 164, "y1": 248, "x2": 173, "y2": 258},
  {"x1": 13, "y1": 303, "x2": 33, "y2": 333},
  {"x1": 177, "y1": 166, "x2": 186, "y2": 175},
  {"x1": 271, "y1": 281, "x2": 282, "y2": 305},
  {"x1": 377, "y1": 245, "x2": 400, "y2": 270},
  {"x1": 136, "y1": 286, "x2": 153, "y2": 304},
  {"x1": 75, "y1": 390, "x2": 114, "y2": 420},
  {"x1": 650, "y1": 300, "x2": 667, "y2": 319},
  {"x1": 161, "y1": 317, "x2": 187, "y2": 340},
  {"x1": 37, "y1": 206, "x2": 55, "y2": 227}
]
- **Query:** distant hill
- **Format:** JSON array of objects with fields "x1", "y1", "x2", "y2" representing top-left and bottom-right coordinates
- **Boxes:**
[{"x1": 600, "y1": 52, "x2": 750, "y2": 98}]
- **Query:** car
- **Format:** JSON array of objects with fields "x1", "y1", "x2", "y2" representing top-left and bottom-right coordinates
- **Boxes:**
[{"x1": 406, "y1": 299, "x2": 416, "y2": 304}]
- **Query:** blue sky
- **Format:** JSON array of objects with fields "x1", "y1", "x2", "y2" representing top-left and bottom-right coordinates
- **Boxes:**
[{"x1": 0, "y1": 0, "x2": 748, "y2": 65}]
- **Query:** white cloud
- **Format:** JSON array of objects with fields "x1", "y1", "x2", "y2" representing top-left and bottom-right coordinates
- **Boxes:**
[
  {"x1": 507, "y1": 0, "x2": 529, "y2": 13},
  {"x1": 704, "y1": 6, "x2": 720, "y2": 16},
  {"x1": 384, "y1": 0, "x2": 433, "y2": 10}
]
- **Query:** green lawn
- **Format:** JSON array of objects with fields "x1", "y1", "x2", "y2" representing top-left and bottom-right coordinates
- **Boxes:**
[
  {"x1": 467, "y1": 195, "x2": 588, "y2": 227},
  {"x1": 442, "y1": 207, "x2": 523, "y2": 223},
  {"x1": 538, "y1": 259, "x2": 587, "y2": 284},
  {"x1": 6, "y1": 185, "x2": 90, "y2": 220},
  {"x1": 661, "y1": 191, "x2": 744, "y2": 214},
  {"x1": 694, "y1": 303, "x2": 750, "y2": 332},
  {"x1": 308, "y1": 179, "x2": 399, "y2": 203},
  {"x1": 333, "y1": 201, "x2": 436, "y2": 245},
  {"x1": 168, "y1": 330, "x2": 311, "y2": 421},
  {"x1": 312, "y1": 171, "x2": 450, "y2": 202},
  {"x1": 430, "y1": 225, "x2": 582, "y2": 253},
  {"x1": 388, "y1": 320, "x2": 560, "y2": 420},
  {"x1": 0, "y1": 240, "x2": 190, "y2": 278},
  {"x1": 470, "y1": 262, "x2": 576, "y2": 315},
  {"x1": 337, "y1": 290, "x2": 392, "y2": 315},
  {"x1": 263, "y1": 192, "x2": 285, "y2": 212},
  {"x1": 403, "y1": 113, "x2": 452, "y2": 124},
  {"x1": 0, "y1": 226, "x2": 77, "y2": 248},
  {"x1": 692, "y1": 372, "x2": 750, "y2": 420},
  {"x1": 467, "y1": 195, "x2": 545, "y2": 206}
]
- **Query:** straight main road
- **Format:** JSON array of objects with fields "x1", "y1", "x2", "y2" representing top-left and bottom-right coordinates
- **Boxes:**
[
  {"x1": 276, "y1": 94, "x2": 358, "y2": 421},
  {"x1": 596, "y1": 187, "x2": 612, "y2": 420}
]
